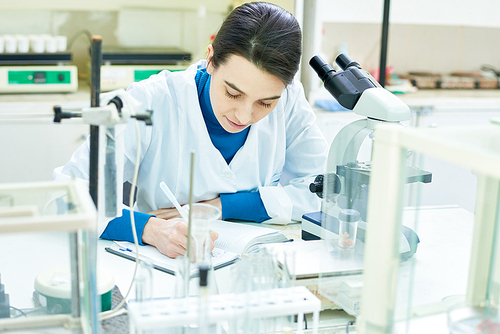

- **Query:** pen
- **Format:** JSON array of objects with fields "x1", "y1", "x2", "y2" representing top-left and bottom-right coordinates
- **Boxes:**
[
  {"x1": 159, "y1": 181, "x2": 189, "y2": 221},
  {"x1": 114, "y1": 241, "x2": 133, "y2": 252}
]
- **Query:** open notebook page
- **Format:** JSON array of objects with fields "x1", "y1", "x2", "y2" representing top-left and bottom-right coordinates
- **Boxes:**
[{"x1": 212, "y1": 220, "x2": 288, "y2": 255}]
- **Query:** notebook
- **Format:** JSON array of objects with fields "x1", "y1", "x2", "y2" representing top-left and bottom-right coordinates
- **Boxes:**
[{"x1": 105, "y1": 220, "x2": 289, "y2": 275}]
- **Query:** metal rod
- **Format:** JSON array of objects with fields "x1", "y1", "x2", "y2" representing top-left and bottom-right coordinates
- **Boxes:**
[
  {"x1": 379, "y1": 0, "x2": 391, "y2": 87},
  {"x1": 69, "y1": 232, "x2": 80, "y2": 318},
  {"x1": 184, "y1": 151, "x2": 195, "y2": 298},
  {"x1": 89, "y1": 35, "x2": 102, "y2": 206}
]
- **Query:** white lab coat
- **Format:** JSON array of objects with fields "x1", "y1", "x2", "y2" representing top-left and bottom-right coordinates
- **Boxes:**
[{"x1": 54, "y1": 60, "x2": 328, "y2": 233}]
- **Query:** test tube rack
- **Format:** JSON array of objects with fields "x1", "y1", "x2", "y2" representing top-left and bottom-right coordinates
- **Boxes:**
[{"x1": 128, "y1": 286, "x2": 321, "y2": 334}]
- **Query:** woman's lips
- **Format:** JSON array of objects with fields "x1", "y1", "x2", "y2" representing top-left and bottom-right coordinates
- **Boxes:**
[{"x1": 226, "y1": 117, "x2": 247, "y2": 130}]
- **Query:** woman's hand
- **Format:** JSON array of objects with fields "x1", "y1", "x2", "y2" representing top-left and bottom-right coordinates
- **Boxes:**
[{"x1": 142, "y1": 217, "x2": 219, "y2": 259}]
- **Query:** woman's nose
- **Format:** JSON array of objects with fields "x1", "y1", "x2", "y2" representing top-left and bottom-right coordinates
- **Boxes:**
[{"x1": 234, "y1": 105, "x2": 252, "y2": 124}]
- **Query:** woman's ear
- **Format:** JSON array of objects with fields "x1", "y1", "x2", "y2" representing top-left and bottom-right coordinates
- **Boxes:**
[{"x1": 206, "y1": 44, "x2": 215, "y2": 75}]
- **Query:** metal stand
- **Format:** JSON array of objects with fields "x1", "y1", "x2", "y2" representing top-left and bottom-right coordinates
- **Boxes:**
[
  {"x1": 90, "y1": 36, "x2": 102, "y2": 206},
  {"x1": 379, "y1": 0, "x2": 391, "y2": 87}
]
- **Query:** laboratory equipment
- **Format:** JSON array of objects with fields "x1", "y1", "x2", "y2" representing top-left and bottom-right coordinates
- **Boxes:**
[
  {"x1": 337, "y1": 209, "x2": 359, "y2": 249},
  {"x1": 303, "y1": 54, "x2": 430, "y2": 259},
  {"x1": 173, "y1": 203, "x2": 221, "y2": 297},
  {"x1": 198, "y1": 264, "x2": 210, "y2": 334},
  {"x1": 128, "y1": 285, "x2": 320, "y2": 334},
  {"x1": 186, "y1": 203, "x2": 221, "y2": 264},
  {"x1": 99, "y1": 47, "x2": 191, "y2": 91},
  {"x1": 135, "y1": 259, "x2": 154, "y2": 317},
  {"x1": 357, "y1": 119, "x2": 500, "y2": 333},
  {"x1": 0, "y1": 180, "x2": 98, "y2": 333},
  {"x1": 54, "y1": 88, "x2": 153, "y2": 235},
  {"x1": 304, "y1": 53, "x2": 432, "y2": 315},
  {"x1": 0, "y1": 51, "x2": 77, "y2": 93},
  {"x1": 34, "y1": 265, "x2": 114, "y2": 314}
]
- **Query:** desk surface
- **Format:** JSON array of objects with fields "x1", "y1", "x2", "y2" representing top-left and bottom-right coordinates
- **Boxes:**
[{"x1": 0, "y1": 205, "x2": 475, "y2": 332}]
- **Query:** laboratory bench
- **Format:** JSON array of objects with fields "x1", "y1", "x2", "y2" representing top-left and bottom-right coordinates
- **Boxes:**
[{"x1": 0, "y1": 204, "x2": 476, "y2": 333}]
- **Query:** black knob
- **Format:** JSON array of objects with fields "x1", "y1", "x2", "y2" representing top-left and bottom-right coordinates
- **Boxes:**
[
  {"x1": 309, "y1": 174, "x2": 324, "y2": 198},
  {"x1": 309, "y1": 173, "x2": 342, "y2": 200}
]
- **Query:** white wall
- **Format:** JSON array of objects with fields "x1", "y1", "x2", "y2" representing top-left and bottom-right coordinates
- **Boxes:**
[
  {"x1": 318, "y1": 0, "x2": 500, "y2": 28},
  {"x1": 0, "y1": 0, "x2": 230, "y2": 12}
]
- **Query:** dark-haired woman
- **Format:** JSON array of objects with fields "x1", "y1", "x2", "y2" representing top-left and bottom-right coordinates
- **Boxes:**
[{"x1": 55, "y1": 2, "x2": 328, "y2": 258}]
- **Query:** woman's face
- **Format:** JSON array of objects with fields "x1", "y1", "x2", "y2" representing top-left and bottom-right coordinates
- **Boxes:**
[{"x1": 206, "y1": 46, "x2": 285, "y2": 133}]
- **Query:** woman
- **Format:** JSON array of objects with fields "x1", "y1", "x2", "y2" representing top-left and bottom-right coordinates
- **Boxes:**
[{"x1": 55, "y1": 2, "x2": 328, "y2": 258}]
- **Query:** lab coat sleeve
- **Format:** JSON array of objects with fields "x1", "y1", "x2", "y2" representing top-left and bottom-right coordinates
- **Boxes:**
[
  {"x1": 259, "y1": 82, "x2": 328, "y2": 224},
  {"x1": 123, "y1": 81, "x2": 155, "y2": 183}
]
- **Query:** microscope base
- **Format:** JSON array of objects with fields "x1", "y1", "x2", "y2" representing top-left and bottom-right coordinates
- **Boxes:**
[{"x1": 301, "y1": 211, "x2": 420, "y2": 261}]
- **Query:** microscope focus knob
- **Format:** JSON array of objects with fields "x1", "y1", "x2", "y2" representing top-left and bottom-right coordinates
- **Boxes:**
[
  {"x1": 309, "y1": 175, "x2": 324, "y2": 197},
  {"x1": 309, "y1": 173, "x2": 342, "y2": 199}
]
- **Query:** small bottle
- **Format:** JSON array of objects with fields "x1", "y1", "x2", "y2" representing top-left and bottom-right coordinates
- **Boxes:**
[{"x1": 338, "y1": 209, "x2": 360, "y2": 249}]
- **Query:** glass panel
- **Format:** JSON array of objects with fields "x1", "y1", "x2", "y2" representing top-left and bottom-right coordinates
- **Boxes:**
[
  {"x1": 0, "y1": 231, "x2": 72, "y2": 315},
  {"x1": 0, "y1": 183, "x2": 80, "y2": 218},
  {"x1": 490, "y1": 185, "x2": 500, "y2": 306},
  {"x1": 317, "y1": 118, "x2": 375, "y2": 315},
  {"x1": 0, "y1": 182, "x2": 97, "y2": 332},
  {"x1": 394, "y1": 152, "x2": 477, "y2": 325}
]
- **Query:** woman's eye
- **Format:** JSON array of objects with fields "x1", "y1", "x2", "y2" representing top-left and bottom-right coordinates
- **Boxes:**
[
  {"x1": 225, "y1": 90, "x2": 240, "y2": 99},
  {"x1": 259, "y1": 101, "x2": 272, "y2": 108}
]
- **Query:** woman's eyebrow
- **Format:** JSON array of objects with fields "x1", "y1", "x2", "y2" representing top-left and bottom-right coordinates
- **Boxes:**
[{"x1": 224, "y1": 80, "x2": 281, "y2": 100}]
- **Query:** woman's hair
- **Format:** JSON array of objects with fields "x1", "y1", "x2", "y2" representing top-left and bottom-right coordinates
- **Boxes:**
[{"x1": 211, "y1": 2, "x2": 302, "y2": 86}]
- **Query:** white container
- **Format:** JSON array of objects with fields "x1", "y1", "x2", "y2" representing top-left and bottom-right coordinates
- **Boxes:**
[
  {"x1": 55, "y1": 35, "x2": 67, "y2": 52},
  {"x1": 30, "y1": 35, "x2": 45, "y2": 53},
  {"x1": 16, "y1": 35, "x2": 30, "y2": 53},
  {"x1": 4, "y1": 35, "x2": 16, "y2": 53},
  {"x1": 0, "y1": 36, "x2": 4, "y2": 53},
  {"x1": 44, "y1": 35, "x2": 57, "y2": 53}
]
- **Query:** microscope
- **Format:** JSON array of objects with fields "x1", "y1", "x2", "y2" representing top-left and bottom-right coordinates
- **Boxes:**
[{"x1": 303, "y1": 54, "x2": 431, "y2": 260}]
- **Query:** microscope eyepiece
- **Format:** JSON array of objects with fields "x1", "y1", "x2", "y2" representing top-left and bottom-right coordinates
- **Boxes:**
[
  {"x1": 309, "y1": 55, "x2": 335, "y2": 82},
  {"x1": 310, "y1": 53, "x2": 377, "y2": 110},
  {"x1": 335, "y1": 53, "x2": 361, "y2": 70}
]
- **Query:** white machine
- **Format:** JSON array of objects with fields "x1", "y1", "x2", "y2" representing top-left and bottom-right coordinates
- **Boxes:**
[
  {"x1": 99, "y1": 47, "x2": 191, "y2": 91},
  {"x1": 0, "y1": 53, "x2": 78, "y2": 93}
]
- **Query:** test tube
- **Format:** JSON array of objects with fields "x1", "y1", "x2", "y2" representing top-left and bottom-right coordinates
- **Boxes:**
[
  {"x1": 135, "y1": 259, "x2": 153, "y2": 316},
  {"x1": 198, "y1": 264, "x2": 210, "y2": 334}
]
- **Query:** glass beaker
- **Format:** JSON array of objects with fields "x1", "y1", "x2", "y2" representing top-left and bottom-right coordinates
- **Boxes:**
[
  {"x1": 175, "y1": 203, "x2": 221, "y2": 297},
  {"x1": 184, "y1": 203, "x2": 221, "y2": 264}
]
